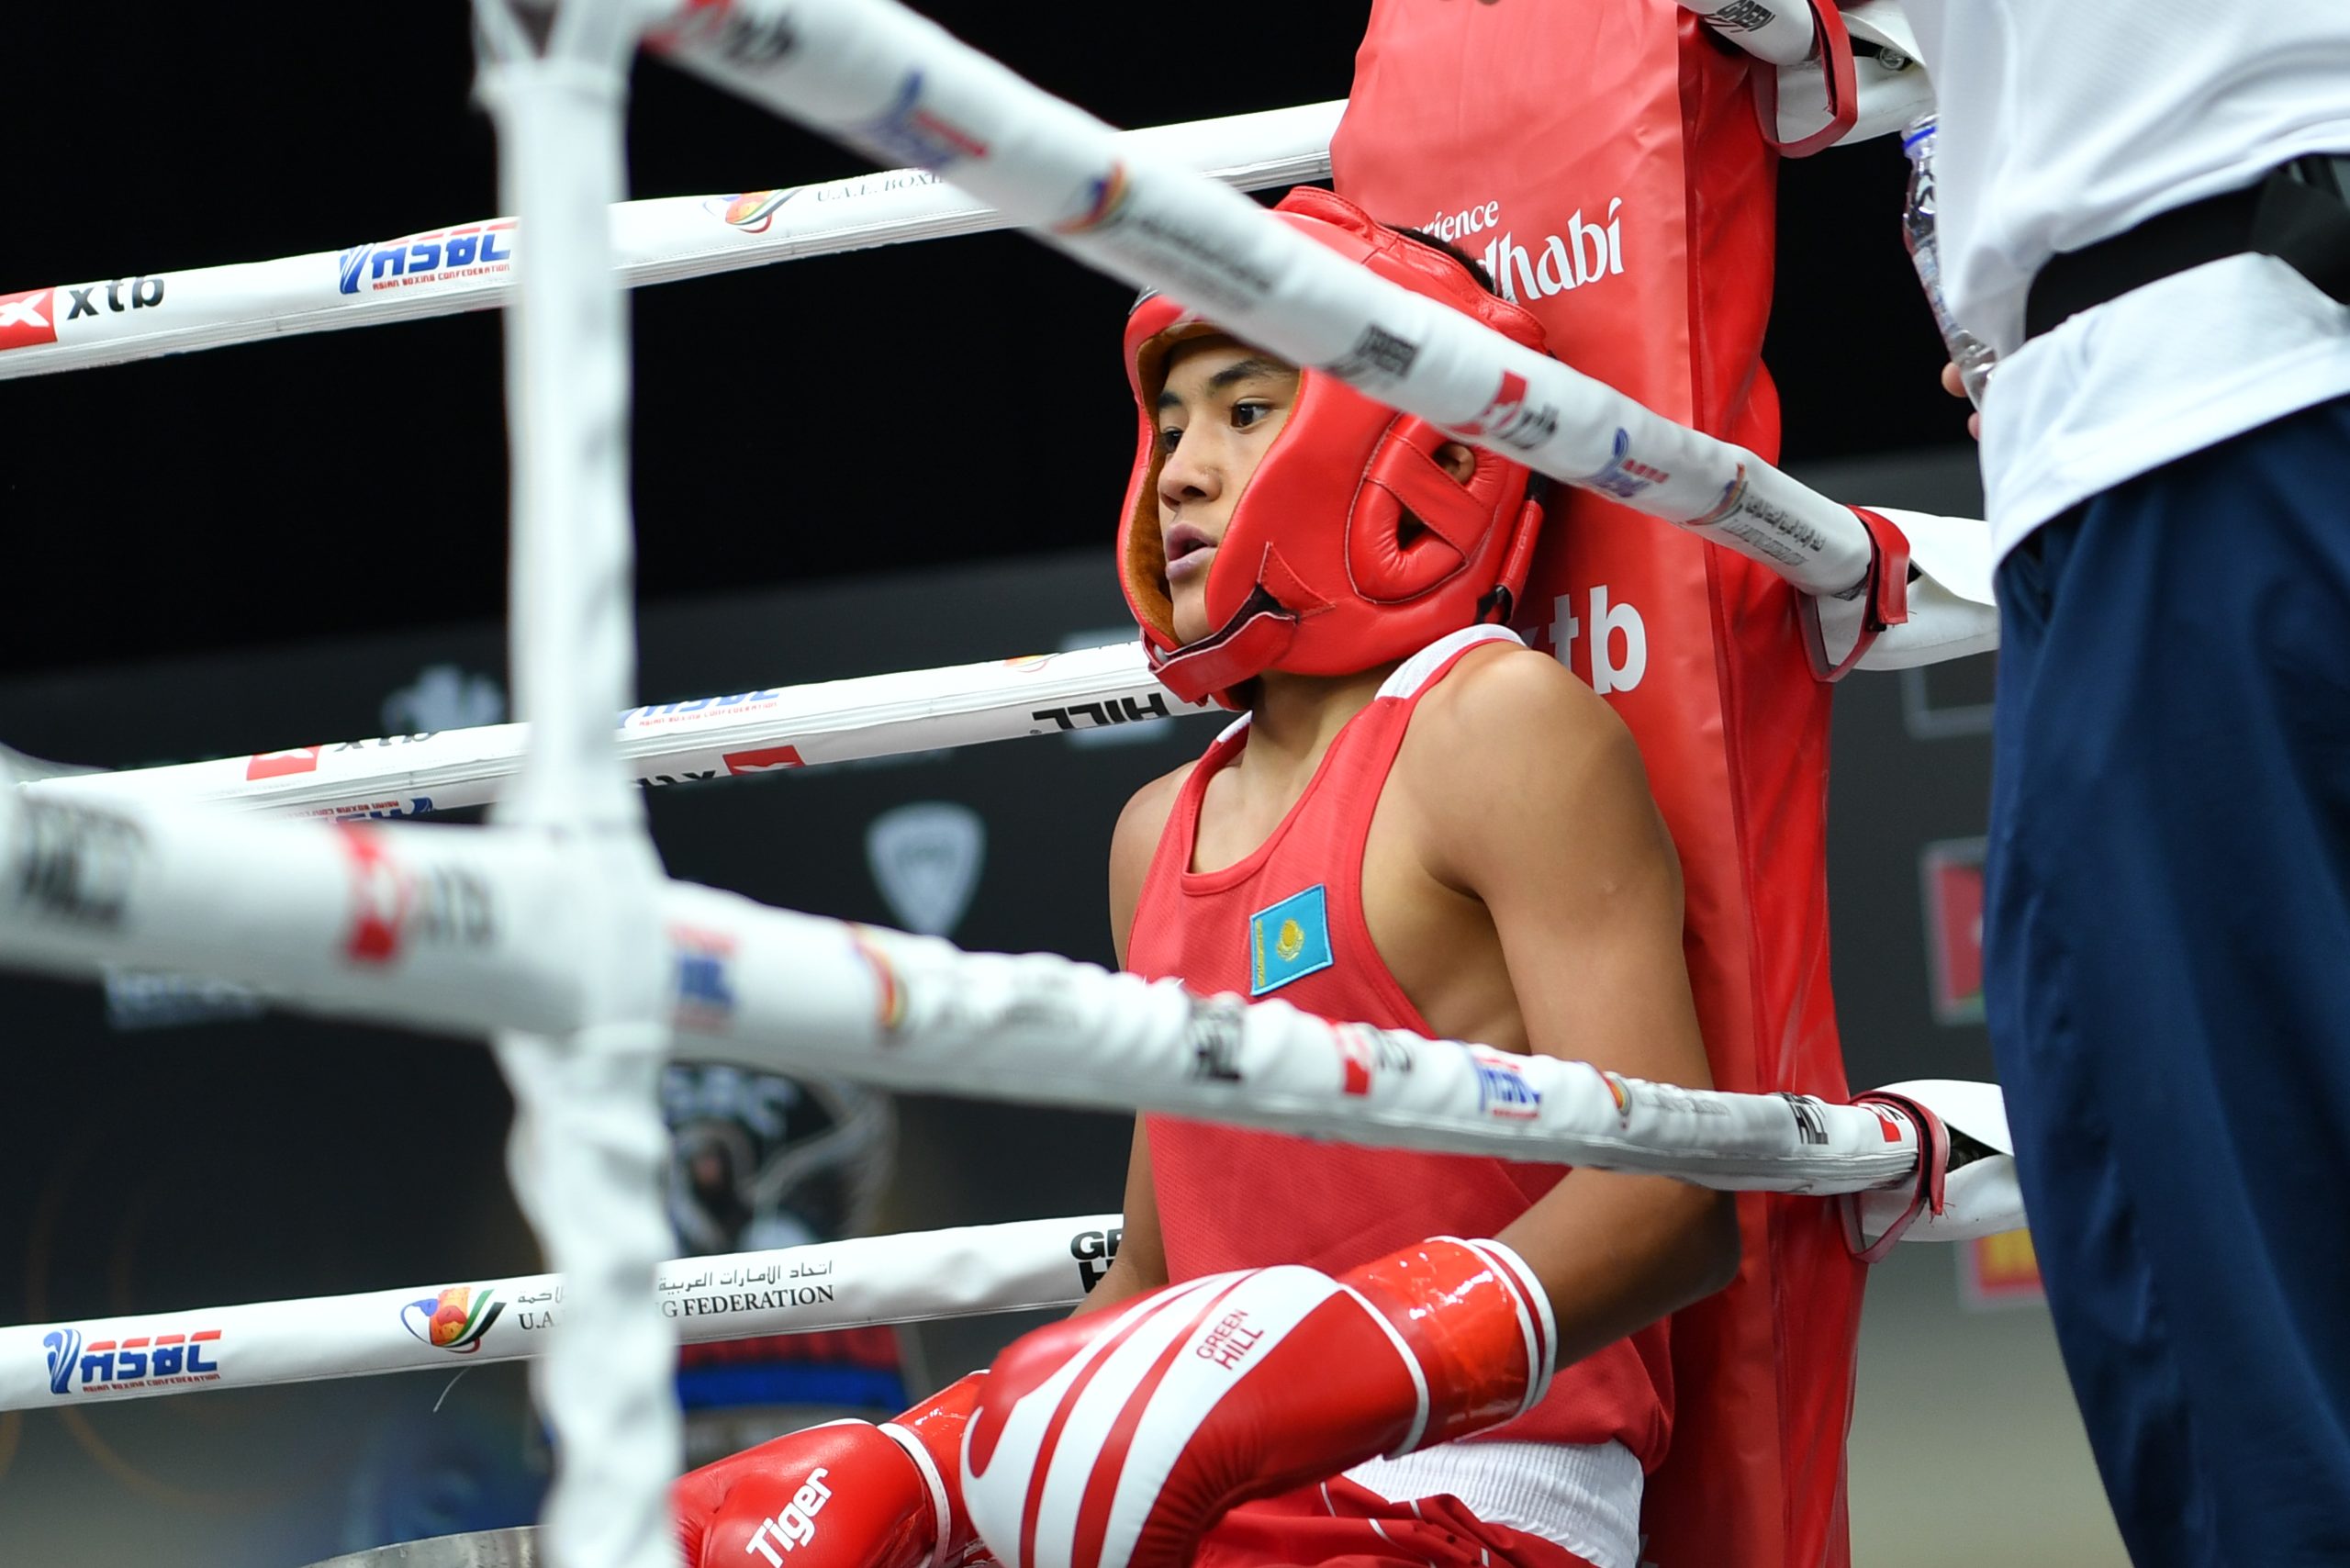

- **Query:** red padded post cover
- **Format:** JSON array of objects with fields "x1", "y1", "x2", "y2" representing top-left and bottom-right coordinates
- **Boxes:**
[{"x1": 1335, "y1": 6, "x2": 1866, "y2": 1565}]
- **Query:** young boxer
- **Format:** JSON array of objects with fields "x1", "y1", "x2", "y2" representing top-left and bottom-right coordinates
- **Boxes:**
[{"x1": 675, "y1": 190, "x2": 1737, "y2": 1568}]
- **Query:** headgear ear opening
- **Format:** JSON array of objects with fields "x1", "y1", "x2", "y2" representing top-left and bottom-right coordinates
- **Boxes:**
[{"x1": 1113, "y1": 188, "x2": 1556, "y2": 707}]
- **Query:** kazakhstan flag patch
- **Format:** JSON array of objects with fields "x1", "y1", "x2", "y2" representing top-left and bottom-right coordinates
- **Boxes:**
[{"x1": 1249, "y1": 884, "x2": 1334, "y2": 996}]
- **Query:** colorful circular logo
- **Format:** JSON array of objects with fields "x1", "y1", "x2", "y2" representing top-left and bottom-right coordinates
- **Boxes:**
[{"x1": 400, "y1": 1286, "x2": 504, "y2": 1354}]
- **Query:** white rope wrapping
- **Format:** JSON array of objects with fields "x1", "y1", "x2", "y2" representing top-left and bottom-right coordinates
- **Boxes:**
[
  {"x1": 0, "y1": 1215, "x2": 1113, "y2": 1413},
  {"x1": 17, "y1": 508, "x2": 1999, "y2": 821},
  {"x1": 654, "y1": 0, "x2": 1875, "y2": 599},
  {"x1": 0, "y1": 102, "x2": 1336, "y2": 384},
  {"x1": 0, "y1": 784, "x2": 1922, "y2": 1196},
  {"x1": 1680, "y1": 0, "x2": 1817, "y2": 67},
  {"x1": 19, "y1": 641, "x2": 1207, "y2": 822},
  {"x1": 679, "y1": 891, "x2": 1924, "y2": 1192},
  {"x1": 10, "y1": 519, "x2": 1999, "y2": 828},
  {"x1": 476, "y1": 11, "x2": 678, "y2": 1568}
]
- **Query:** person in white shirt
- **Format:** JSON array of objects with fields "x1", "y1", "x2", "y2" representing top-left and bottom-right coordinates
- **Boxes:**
[{"x1": 1897, "y1": 6, "x2": 2350, "y2": 1565}]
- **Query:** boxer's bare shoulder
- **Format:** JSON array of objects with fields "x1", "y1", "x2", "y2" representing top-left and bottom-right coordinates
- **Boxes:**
[
  {"x1": 1108, "y1": 759, "x2": 1196, "y2": 967},
  {"x1": 1396, "y1": 639, "x2": 1658, "y2": 860},
  {"x1": 1364, "y1": 638, "x2": 1689, "y2": 1066}
]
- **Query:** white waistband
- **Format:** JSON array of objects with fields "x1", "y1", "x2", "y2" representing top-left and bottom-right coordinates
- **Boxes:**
[{"x1": 1344, "y1": 1439, "x2": 1642, "y2": 1568}]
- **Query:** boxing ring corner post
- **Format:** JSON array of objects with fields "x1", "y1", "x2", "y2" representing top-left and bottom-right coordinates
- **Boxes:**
[{"x1": 471, "y1": 5, "x2": 680, "y2": 1568}]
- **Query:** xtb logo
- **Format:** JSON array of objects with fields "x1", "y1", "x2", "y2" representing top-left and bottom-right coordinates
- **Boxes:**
[
  {"x1": 66, "y1": 277, "x2": 165, "y2": 318},
  {"x1": 1539, "y1": 585, "x2": 1648, "y2": 695}
]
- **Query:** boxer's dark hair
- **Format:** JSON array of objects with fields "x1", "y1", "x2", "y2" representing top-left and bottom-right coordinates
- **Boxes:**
[{"x1": 1391, "y1": 227, "x2": 1502, "y2": 298}]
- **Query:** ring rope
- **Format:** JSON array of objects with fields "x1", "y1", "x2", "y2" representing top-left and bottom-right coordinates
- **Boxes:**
[
  {"x1": 474, "y1": 11, "x2": 682, "y2": 1563},
  {"x1": 0, "y1": 101, "x2": 1338, "y2": 384},
  {"x1": 1681, "y1": 0, "x2": 1816, "y2": 66},
  {"x1": 0, "y1": 779, "x2": 1927, "y2": 1194},
  {"x1": 15, "y1": 522, "x2": 2002, "y2": 826},
  {"x1": 18, "y1": 641, "x2": 1207, "y2": 822},
  {"x1": 658, "y1": 0, "x2": 1874, "y2": 598},
  {"x1": 0, "y1": 1215, "x2": 1114, "y2": 1413}
]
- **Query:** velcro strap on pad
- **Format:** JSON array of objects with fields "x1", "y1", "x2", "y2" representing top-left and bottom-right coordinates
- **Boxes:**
[{"x1": 1841, "y1": 1092, "x2": 1950, "y2": 1262}]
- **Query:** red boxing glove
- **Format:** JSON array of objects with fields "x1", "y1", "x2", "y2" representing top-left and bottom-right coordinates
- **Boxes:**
[
  {"x1": 674, "y1": 1372, "x2": 990, "y2": 1568},
  {"x1": 962, "y1": 1238, "x2": 1554, "y2": 1568}
]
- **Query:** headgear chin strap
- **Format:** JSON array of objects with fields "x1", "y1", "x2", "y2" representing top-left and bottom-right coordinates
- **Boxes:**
[{"x1": 1116, "y1": 187, "x2": 1551, "y2": 709}]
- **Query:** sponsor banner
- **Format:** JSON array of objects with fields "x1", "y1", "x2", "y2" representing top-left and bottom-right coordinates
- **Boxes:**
[
  {"x1": 1959, "y1": 1226, "x2": 2045, "y2": 1310},
  {"x1": 1920, "y1": 837, "x2": 1986, "y2": 1025},
  {"x1": 1468, "y1": 1045, "x2": 1543, "y2": 1121},
  {"x1": 39, "y1": 1324, "x2": 225, "y2": 1397},
  {"x1": 0, "y1": 102, "x2": 1339, "y2": 381},
  {"x1": 1057, "y1": 627, "x2": 1178, "y2": 747},
  {"x1": 1417, "y1": 194, "x2": 1628, "y2": 308},
  {"x1": 0, "y1": 1215, "x2": 1116, "y2": 1411},
  {"x1": 24, "y1": 641, "x2": 1209, "y2": 822},
  {"x1": 338, "y1": 223, "x2": 515, "y2": 297}
]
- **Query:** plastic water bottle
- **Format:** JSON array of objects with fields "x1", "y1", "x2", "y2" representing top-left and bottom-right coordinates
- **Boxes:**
[{"x1": 1901, "y1": 114, "x2": 1997, "y2": 407}]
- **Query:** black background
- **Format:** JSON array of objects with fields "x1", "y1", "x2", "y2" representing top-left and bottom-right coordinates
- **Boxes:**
[{"x1": 0, "y1": 5, "x2": 1959, "y2": 680}]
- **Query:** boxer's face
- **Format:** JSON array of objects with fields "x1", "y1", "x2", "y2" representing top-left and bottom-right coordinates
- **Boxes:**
[{"x1": 1153, "y1": 336, "x2": 1300, "y2": 645}]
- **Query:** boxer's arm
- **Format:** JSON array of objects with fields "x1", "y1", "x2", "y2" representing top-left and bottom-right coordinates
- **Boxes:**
[
  {"x1": 1070, "y1": 1122, "x2": 1167, "y2": 1316},
  {"x1": 1072, "y1": 766, "x2": 1191, "y2": 1316},
  {"x1": 1405, "y1": 647, "x2": 1740, "y2": 1364},
  {"x1": 1106, "y1": 761, "x2": 1185, "y2": 969}
]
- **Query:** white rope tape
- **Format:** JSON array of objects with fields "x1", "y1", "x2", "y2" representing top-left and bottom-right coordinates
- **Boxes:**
[
  {"x1": 1680, "y1": 0, "x2": 1817, "y2": 67},
  {"x1": 0, "y1": 784, "x2": 1923, "y2": 1195},
  {"x1": 655, "y1": 0, "x2": 1875, "y2": 598},
  {"x1": 476, "y1": 13, "x2": 679, "y2": 1568},
  {"x1": 0, "y1": 102, "x2": 1337, "y2": 384},
  {"x1": 0, "y1": 1215, "x2": 1113, "y2": 1413},
  {"x1": 18, "y1": 641, "x2": 1206, "y2": 822},
  {"x1": 17, "y1": 531, "x2": 1998, "y2": 823}
]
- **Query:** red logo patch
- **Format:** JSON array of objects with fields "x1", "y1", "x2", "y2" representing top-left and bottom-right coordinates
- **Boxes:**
[
  {"x1": 1460, "y1": 371, "x2": 1527, "y2": 436},
  {"x1": 246, "y1": 746, "x2": 325, "y2": 781},
  {"x1": 338, "y1": 825, "x2": 412, "y2": 964},
  {"x1": 723, "y1": 745, "x2": 804, "y2": 775},
  {"x1": 0, "y1": 288, "x2": 60, "y2": 351}
]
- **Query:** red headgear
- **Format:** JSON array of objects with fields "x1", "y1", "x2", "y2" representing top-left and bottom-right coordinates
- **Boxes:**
[{"x1": 1118, "y1": 187, "x2": 1550, "y2": 707}]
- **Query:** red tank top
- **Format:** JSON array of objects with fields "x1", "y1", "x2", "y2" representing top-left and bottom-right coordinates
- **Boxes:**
[{"x1": 1126, "y1": 626, "x2": 1672, "y2": 1471}]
